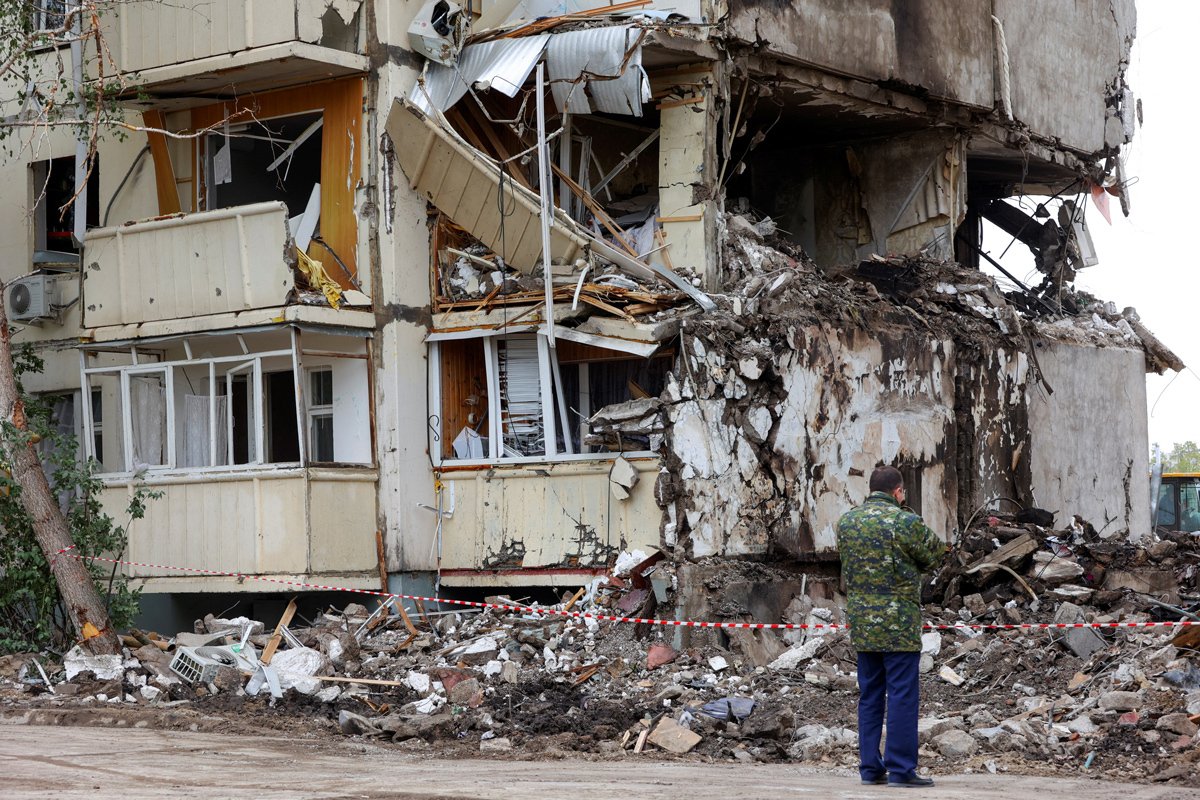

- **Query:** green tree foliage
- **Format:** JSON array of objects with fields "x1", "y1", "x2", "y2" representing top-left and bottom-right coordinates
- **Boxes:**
[
  {"x1": 0, "y1": 346, "x2": 156, "y2": 653},
  {"x1": 1161, "y1": 440, "x2": 1200, "y2": 474}
]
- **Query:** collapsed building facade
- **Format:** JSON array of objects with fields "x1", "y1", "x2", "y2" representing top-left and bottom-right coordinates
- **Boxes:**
[{"x1": 0, "y1": 1, "x2": 1176, "y2": 621}]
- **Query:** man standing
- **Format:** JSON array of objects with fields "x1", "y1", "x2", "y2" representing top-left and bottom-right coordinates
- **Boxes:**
[{"x1": 836, "y1": 466, "x2": 944, "y2": 788}]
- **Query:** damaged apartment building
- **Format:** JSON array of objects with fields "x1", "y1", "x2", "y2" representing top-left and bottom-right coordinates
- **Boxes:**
[{"x1": 0, "y1": 1, "x2": 1175, "y2": 623}]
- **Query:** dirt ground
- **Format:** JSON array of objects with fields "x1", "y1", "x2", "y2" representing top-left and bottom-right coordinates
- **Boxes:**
[{"x1": 2, "y1": 723, "x2": 1196, "y2": 800}]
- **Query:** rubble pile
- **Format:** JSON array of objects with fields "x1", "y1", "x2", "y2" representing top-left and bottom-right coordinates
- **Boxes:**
[{"x1": 2, "y1": 540, "x2": 1198, "y2": 785}]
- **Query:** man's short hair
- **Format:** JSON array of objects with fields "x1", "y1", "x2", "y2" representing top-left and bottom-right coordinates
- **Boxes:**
[{"x1": 869, "y1": 466, "x2": 904, "y2": 494}]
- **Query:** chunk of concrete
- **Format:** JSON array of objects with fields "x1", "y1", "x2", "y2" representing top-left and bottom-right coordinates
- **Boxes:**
[
  {"x1": 934, "y1": 729, "x2": 979, "y2": 758},
  {"x1": 609, "y1": 456, "x2": 640, "y2": 501},
  {"x1": 1155, "y1": 713, "x2": 1199, "y2": 737},
  {"x1": 647, "y1": 717, "x2": 702, "y2": 754},
  {"x1": 1099, "y1": 690, "x2": 1142, "y2": 712},
  {"x1": 63, "y1": 646, "x2": 123, "y2": 682},
  {"x1": 271, "y1": 647, "x2": 328, "y2": 695}
]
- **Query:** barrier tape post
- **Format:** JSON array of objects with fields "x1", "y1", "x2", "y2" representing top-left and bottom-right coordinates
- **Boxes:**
[{"x1": 51, "y1": 547, "x2": 1199, "y2": 632}]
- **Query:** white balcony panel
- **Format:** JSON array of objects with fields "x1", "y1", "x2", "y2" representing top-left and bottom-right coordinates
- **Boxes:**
[
  {"x1": 114, "y1": 0, "x2": 298, "y2": 73},
  {"x1": 102, "y1": 469, "x2": 378, "y2": 585},
  {"x1": 83, "y1": 202, "x2": 295, "y2": 329},
  {"x1": 433, "y1": 459, "x2": 661, "y2": 582}
]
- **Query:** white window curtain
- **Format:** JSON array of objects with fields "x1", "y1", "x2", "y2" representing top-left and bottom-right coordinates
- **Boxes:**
[
  {"x1": 130, "y1": 375, "x2": 167, "y2": 468},
  {"x1": 182, "y1": 394, "x2": 229, "y2": 467}
]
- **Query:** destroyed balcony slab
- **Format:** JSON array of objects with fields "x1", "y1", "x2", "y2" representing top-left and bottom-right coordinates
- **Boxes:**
[{"x1": 385, "y1": 97, "x2": 714, "y2": 310}]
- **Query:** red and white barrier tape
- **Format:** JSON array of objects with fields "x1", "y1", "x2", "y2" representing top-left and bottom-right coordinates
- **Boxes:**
[{"x1": 53, "y1": 545, "x2": 1199, "y2": 632}]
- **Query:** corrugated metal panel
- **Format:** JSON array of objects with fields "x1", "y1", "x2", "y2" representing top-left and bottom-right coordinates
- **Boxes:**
[
  {"x1": 546, "y1": 26, "x2": 649, "y2": 116},
  {"x1": 413, "y1": 35, "x2": 550, "y2": 114},
  {"x1": 387, "y1": 98, "x2": 588, "y2": 273},
  {"x1": 83, "y1": 202, "x2": 296, "y2": 329}
]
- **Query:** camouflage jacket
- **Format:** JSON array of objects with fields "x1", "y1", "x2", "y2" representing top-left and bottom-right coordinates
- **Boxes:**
[{"x1": 836, "y1": 492, "x2": 944, "y2": 652}]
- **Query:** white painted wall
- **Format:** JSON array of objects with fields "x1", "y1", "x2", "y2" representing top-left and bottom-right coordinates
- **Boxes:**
[{"x1": 1027, "y1": 340, "x2": 1151, "y2": 538}]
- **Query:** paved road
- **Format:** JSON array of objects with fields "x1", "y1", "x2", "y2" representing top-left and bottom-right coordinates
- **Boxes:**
[{"x1": 0, "y1": 726, "x2": 1194, "y2": 800}]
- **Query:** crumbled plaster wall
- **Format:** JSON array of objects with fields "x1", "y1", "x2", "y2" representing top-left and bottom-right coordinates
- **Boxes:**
[
  {"x1": 658, "y1": 321, "x2": 1016, "y2": 559},
  {"x1": 655, "y1": 294, "x2": 1153, "y2": 562}
]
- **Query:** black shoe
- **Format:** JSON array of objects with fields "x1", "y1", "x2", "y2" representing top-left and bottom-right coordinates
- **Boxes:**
[
  {"x1": 888, "y1": 774, "x2": 935, "y2": 787},
  {"x1": 861, "y1": 776, "x2": 887, "y2": 785}
]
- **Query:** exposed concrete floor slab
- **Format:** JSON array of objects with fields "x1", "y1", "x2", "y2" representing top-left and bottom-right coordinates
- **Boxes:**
[{"x1": 0, "y1": 726, "x2": 1195, "y2": 800}]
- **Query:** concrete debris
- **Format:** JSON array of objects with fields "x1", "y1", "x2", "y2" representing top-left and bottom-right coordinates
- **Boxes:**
[
  {"x1": 4, "y1": 539, "x2": 1199, "y2": 785},
  {"x1": 62, "y1": 647, "x2": 123, "y2": 682}
]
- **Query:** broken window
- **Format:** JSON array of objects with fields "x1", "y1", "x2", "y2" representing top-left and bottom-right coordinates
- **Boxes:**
[
  {"x1": 430, "y1": 332, "x2": 668, "y2": 464},
  {"x1": 80, "y1": 329, "x2": 372, "y2": 475},
  {"x1": 204, "y1": 112, "x2": 322, "y2": 216},
  {"x1": 191, "y1": 78, "x2": 363, "y2": 283},
  {"x1": 32, "y1": 156, "x2": 98, "y2": 255}
]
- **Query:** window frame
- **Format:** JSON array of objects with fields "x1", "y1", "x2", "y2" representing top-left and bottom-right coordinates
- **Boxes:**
[
  {"x1": 306, "y1": 366, "x2": 335, "y2": 463},
  {"x1": 428, "y1": 330, "x2": 661, "y2": 467}
]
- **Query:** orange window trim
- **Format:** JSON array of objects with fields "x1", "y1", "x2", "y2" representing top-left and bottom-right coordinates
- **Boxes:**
[{"x1": 190, "y1": 76, "x2": 363, "y2": 284}]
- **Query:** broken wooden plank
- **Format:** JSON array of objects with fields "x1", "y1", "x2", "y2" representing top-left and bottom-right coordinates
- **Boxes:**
[
  {"x1": 261, "y1": 598, "x2": 299, "y2": 666},
  {"x1": 962, "y1": 533, "x2": 1038, "y2": 578},
  {"x1": 579, "y1": 293, "x2": 638, "y2": 323},
  {"x1": 550, "y1": 163, "x2": 637, "y2": 256},
  {"x1": 142, "y1": 110, "x2": 181, "y2": 215}
]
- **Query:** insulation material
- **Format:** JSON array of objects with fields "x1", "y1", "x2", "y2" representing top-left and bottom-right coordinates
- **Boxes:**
[
  {"x1": 545, "y1": 26, "x2": 650, "y2": 117},
  {"x1": 296, "y1": 248, "x2": 344, "y2": 309},
  {"x1": 411, "y1": 35, "x2": 550, "y2": 114}
]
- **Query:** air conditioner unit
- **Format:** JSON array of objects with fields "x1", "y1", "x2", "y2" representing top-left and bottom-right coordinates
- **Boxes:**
[
  {"x1": 5, "y1": 273, "x2": 59, "y2": 323},
  {"x1": 408, "y1": 0, "x2": 468, "y2": 66}
]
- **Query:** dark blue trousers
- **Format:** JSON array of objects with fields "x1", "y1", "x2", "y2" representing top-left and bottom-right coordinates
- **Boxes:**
[{"x1": 856, "y1": 651, "x2": 920, "y2": 781}]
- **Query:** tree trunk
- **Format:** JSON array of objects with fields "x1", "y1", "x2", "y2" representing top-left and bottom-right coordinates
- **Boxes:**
[{"x1": 0, "y1": 286, "x2": 120, "y2": 656}]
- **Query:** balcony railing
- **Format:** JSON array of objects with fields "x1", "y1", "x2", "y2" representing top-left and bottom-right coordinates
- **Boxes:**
[{"x1": 82, "y1": 202, "x2": 295, "y2": 329}]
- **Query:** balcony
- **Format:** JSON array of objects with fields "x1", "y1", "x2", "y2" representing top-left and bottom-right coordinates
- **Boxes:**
[
  {"x1": 103, "y1": 467, "x2": 379, "y2": 593},
  {"x1": 82, "y1": 202, "x2": 296, "y2": 331},
  {"x1": 435, "y1": 458, "x2": 662, "y2": 586},
  {"x1": 106, "y1": 0, "x2": 367, "y2": 106}
]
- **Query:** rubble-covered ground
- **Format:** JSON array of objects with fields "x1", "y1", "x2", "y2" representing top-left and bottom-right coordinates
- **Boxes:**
[{"x1": 2, "y1": 516, "x2": 1198, "y2": 787}]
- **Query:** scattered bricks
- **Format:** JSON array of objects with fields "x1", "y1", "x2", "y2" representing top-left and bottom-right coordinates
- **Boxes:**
[
  {"x1": 934, "y1": 729, "x2": 979, "y2": 758},
  {"x1": 1156, "y1": 713, "x2": 1200, "y2": 737},
  {"x1": 1099, "y1": 691, "x2": 1142, "y2": 712},
  {"x1": 647, "y1": 643, "x2": 678, "y2": 670}
]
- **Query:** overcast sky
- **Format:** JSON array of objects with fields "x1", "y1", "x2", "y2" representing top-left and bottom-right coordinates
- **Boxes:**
[{"x1": 984, "y1": 3, "x2": 1193, "y2": 453}]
